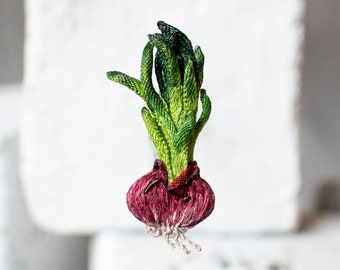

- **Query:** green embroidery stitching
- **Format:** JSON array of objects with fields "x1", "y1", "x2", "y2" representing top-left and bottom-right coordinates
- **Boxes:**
[{"x1": 107, "y1": 21, "x2": 211, "y2": 184}]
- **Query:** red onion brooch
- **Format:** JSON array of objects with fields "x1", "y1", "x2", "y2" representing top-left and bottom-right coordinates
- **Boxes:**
[{"x1": 107, "y1": 21, "x2": 214, "y2": 254}]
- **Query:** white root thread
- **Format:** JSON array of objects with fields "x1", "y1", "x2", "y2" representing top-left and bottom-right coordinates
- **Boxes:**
[{"x1": 145, "y1": 223, "x2": 201, "y2": 254}]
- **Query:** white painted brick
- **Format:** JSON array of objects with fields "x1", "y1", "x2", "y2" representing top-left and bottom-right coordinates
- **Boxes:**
[
  {"x1": 89, "y1": 215, "x2": 340, "y2": 270},
  {"x1": 0, "y1": 85, "x2": 21, "y2": 269},
  {"x1": 22, "y1": 0, "x2": 304, "y2": 233},
  {"x1": 0, "y1": 85, "x2": 88, "y2": 270}
]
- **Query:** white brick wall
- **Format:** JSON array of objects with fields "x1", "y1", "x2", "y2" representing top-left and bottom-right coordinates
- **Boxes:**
[
  {"x1": 22, "y1": 0, "x2": 304, "y2": 234},
  {"x1": 0, "y1": 85, "x2": 88, "y2": 270},
  {"x1": 89, "y1": 215, "x2": 340, "y2": 270},
  {"x1": 0, "y1": 85, "x2": 21, "y2": 269},
  {"x1": 1, "y1": 0, "x2": 339, "y2": 269}
]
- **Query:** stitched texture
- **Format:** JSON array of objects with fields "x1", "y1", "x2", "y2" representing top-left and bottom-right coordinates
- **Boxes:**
[
  {"x1": 107, "y1": 21, "x2": 211, "y2": 183},
  {"x1": 107, "y1": 21, "x2": 214, "y2": 253}
]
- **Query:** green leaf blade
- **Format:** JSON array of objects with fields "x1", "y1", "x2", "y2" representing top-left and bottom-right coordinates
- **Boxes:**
[
  {"x1": 194, "y1": 46, "x2": 204, "y2": 88},
  {"x1": 182, "y1": 58, "x2": 199, "y2": 116},
  {"x1": 141, "y1": 107, "x2": 174, "y2": 178},
  {"x1": 107, "y1": 71, "x2": 142, "y2": 96},
  {"x1": 194, "y1": 89, "x2": 211, "y2": 140}
]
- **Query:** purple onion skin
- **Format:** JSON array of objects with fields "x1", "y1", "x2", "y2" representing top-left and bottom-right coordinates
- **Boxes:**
[{"x1": 126, "y1": 160, "x2": 215, "y2": 229}]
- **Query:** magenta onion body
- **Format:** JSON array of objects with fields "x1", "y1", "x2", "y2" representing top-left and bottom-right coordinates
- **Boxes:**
[{"x1": 126, "y1": 160, "x2": 215, "y2": 253}]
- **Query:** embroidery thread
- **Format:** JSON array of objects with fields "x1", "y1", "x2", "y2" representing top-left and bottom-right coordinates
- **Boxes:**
[{"x1": 107, "y1": 21, "x2": 215, "y2": 254}]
